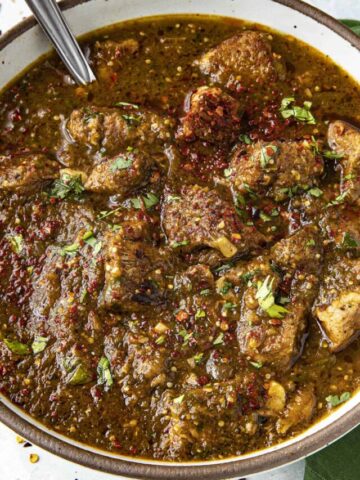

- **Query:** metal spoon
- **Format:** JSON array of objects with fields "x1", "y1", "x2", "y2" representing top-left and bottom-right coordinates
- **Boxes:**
[{"x1": 25, "y1": 0, "x2": 96, "y2": 85}]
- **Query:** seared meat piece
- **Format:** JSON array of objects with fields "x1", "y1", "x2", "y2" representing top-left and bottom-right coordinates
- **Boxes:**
[
  {"x1": 277, "y1": 385, "x2": 316, "y2": 435},
  {"x1": 66, "y1": 106, "x2": 173, "y2": 154},
  {"x1": 162, "y1": 185, "x2": 266, "y2": 258},
  {"x1": 228, "y1": 140, "x2": 324, "y2": 202},
  {"x1": 314, "y1": 257, "x2": 360, "y2": 352},
  {"x1": 271, "y1": 224, "x2": 322, "y2": 275},
  {"x1": 152, "y1": 375, "x2": 265, "y2": 460},
  {"x1": 94, "y1": 39, "x2": 139, "y2": 67},
  {"x1": 327, "y1": 120, "x2": 360, "y2": 202},
  {"x1": 177, "y1": 86, "x2": 242, "y2": 145},
  {"x1": 174, "y1": 263, "x2": 215, "y2": 294},
  {"x1": 101, "y1": 227, "x2": 169, "y2": 312},
  {"x1": 218, "y1": 226, "x2": 322, "y2": 370},
  {"x1": 0, "y1": 153, "x2": 59, "y2": 194},
  {"x1": 320, "y1": 205, "x2": 360, "y2": 249},
  {"x1": 104, "y1": 327, "x2": 168, "y2": 404},
  {"x1": 198, "y1": 31, "x2": 286, "y2": 89},
  {"x1": 85, "y1": 150, "x2": 152, "y2": 196},
  {"x1": 29, "y1": 248, "x2": 61, "y2": 319}
]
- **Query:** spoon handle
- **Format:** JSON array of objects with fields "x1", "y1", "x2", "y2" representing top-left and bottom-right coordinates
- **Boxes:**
[{"x1": 25, "y1": 0, "x2": 96, "y2": 85}]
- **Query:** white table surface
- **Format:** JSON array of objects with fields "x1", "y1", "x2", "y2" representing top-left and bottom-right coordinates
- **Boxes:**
[{"x1": 0, "y1": 1, "x2": 358, "y2": 479}]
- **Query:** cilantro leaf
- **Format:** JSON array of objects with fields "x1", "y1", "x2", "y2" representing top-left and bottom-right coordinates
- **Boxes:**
[
  {"x1": 280, "y1": 97, "x2": 316, "y2": 124},
  {"x1": 4, "y1": 338, "x2": 31, "y2": 355},
  {"x1": 97, "y1": 356, "x2": 113, "y2": 388},
  {"x1": 110, "y1": 155, "x2": 133, "y2": 173}
]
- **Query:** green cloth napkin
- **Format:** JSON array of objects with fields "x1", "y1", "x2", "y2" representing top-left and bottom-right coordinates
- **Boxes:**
[
  {"x1": 304, "y1": 18, "x2": 360, "y2": 480},
  {"x1": 304, "y1": 425, "x2": 360, "y2": 480}
]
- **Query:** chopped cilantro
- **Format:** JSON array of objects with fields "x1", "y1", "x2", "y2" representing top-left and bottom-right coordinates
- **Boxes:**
[
  {"x1": 167, "y1": 195, "x2": 181, "y2": 203},
  {"x1": 308, "y1": 187, "x2": 323, "y2": 197},
  {"x1": 171, "y1": 240, "x2": 189, "y2": 248},
  {"x1": 322, "y1": 150, "x2": 344, "y2": 160},
  {"x1": 243, "y1": 183, "x2": 257, "y2": 200},
  {"x1": 256, "y1": 276, "x2": 289, "y2": 319},
  {"x1": 51, "y1": 173, "x2": 85, "y2": 200},
  {"x1": 306, "y1": 239, "x2": 316, "y2": 247},
  {"x1": 219, "y1": 281, "x2": 233, "y2": 295},
  {"x1": 326, "y1": 191, "x2": 348, "y2": 208},
  {"x1": 195, "y1": 309, "x2": 206, "y2": 319},
  {"x1": 249, "y1": 361, "x2": 263, "y2": 369},
  {"x1": 326, "y1": 392, "x2": 350, "y2": 407},
  {"x1": 9, "y1": 234, "x2": 24, "y2": 255},
  {"x1": 31, "y1": 336, "x2": 49, "y2": 354},
  {"x1": 4, "y1": 338, "x2": 31, "y2": 355},
  {"x1": 260, "y1": 145, "x2": 278, "y2": 168},
  {"x1": 179, "y1": 329, "x2": 192, "y2": 345},
  {"x1": 200, "y1": 289, "x2": 211, "y2": 296},
  {"x1": 122, "y1": 114, "x2": 141, "y2": 125},
  {"x1": 280, "y1": 97, "x2": 316, "y2": 124},
  {"x1": 342, "y1": 232, "x2": 359, "y2": 249},
  {"x1": 97, "y1": 356, "x2": 113, "y2": 388},
  {"x1": 131, "y1": 192, "x2": 159, "y2": 209},
  {"x1": 193, "y1": 352, "x2": 204, "y2": 364},
  {"x1": 97, "y1": 206, "x2": 123, "y2": 220},
  {"x1": 110, "y1": 155, "x2": 133, "y2": 173},
  {"x1": 173, "y1": 394, "x2": 185, "y2": 404},
  {"x1": 114, "y1": 101, "x2": 139, "y2": 109},
  {"x1": 155, "y1": 335, "x2": 166, "y2": 345},
  {"x1": 239, "y1": 133, "x2": 253, "y2": 144},
  {"x1": 80, "y1": 289, "x2": 88, "y2": 303},
  {"x1": 224, "y1": 167, "x2": 233, "y2": 178},
  {"x1": 60, "y1": 242, "x2": 80, "y2": 257},
  {"x1": 259, "y1": 211, "x2": 272, "y2": 222},
  {"x1": 213, "y1": 333, "x2": 224, "y2": 345},
  {"x1": 222, "y1": 302, "x2": 237, "y2": 311}
]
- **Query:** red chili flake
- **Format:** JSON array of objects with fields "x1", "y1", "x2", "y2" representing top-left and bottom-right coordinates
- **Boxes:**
[
  {"x1": 175, "y1": 310, "x2": 189, "y2": 322},
  {"x1": 198, "y1": 375, "x2": 209, "y2": 386},
  {"x1": 112, "y1": 439, "x2": 122, "y2": 449}
]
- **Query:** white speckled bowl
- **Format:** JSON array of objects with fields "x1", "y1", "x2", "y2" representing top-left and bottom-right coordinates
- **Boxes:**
[{"x1": 0, "y1": 1, "x2": 360, "y2": 478}]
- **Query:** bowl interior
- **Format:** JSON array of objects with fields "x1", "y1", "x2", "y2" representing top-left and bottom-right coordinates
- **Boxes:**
[{"x1": 1, "y1": 0, "x2": 360, "y2": 478}]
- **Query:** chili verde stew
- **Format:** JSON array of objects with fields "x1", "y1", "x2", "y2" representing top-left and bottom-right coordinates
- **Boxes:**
[{"x1": 0, "y1": 15, "x2": 360, "y2": 461}]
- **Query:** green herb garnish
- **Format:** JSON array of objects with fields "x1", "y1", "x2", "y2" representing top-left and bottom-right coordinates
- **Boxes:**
[
  {"x1": 130, "y1": 192, "x2": 159, "y2": 209},
  {"x1": 9, "y1": 234, "x2": 24, "y2": 255},
  {"x1": 193, "y1": 352, "x2": 204, "y2": 365},
  {"x1": 249, "y1": 361, "x2": 263, "y2": 369},
  {"x1": 308, "y1": 187, "x2": 323, "y2": 198},
  {"x1": 280, "y1": 97, "x2": 316, "y2": 124},
  {"x1": 173, "y1": 394, "x2": 185, "y2": 404},
  {"x1": 239, "y1": 133, "x2": 253, "y2": 144},
  {"x1": 326, "y1": 392, "x2": 350, "y2": 407},
  {"x1": 171, "y1": 240, "x2": 189, "y2": 248},
  {"x1": 213, "y1": 333, "x2": 224, "y2": 345},
  {"x1": 51, "y1": 173, "x2": 85, "y2": 200},
  {"x1": 342, "y1": 232, "x2": 359, "y2": 249},
  {"x1": 256, "y1": 276, "x2": 289, "y2": 319},
  {"x1": 97, "y1": 356, "x2": 113, "y2": 388},
  {"x1": 260, "y1": 145, "x2": 278, "y2": 168},
  {"x1": 31, "y1": 336, "x2": 49, "y2": 354},
  {"x1": 60, "y1": 242, "x2": 80, "y2": 257},
  {"x1": 4, "y1": 338, "x2": 31, "y2": 355},
  {"x1": 114, "y1": 101, "x2": 139, "y2": 109},
  {"x1": 110, "y1": 155, "x2": 133, "y2": 173}
]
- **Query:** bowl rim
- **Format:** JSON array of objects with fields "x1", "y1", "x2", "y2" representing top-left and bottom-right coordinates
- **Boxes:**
[{"x1": 1, "y1": 0, "x2": 360, "y2": 478}]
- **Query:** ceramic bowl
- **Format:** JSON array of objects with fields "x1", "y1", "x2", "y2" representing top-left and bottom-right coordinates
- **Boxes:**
[{"x1": 1, "y1": 1, "x2": 360, "y2": 478}]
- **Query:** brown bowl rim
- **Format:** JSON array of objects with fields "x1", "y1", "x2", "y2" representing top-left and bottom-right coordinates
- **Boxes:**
[{"x1": 1, "y1": 0, "x2": 360, "y2": 478}]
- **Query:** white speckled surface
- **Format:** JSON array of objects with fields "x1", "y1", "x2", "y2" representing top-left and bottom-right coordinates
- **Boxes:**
[{"x1": 0, "y1": 1, "x2": 358, "y2": 479}]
